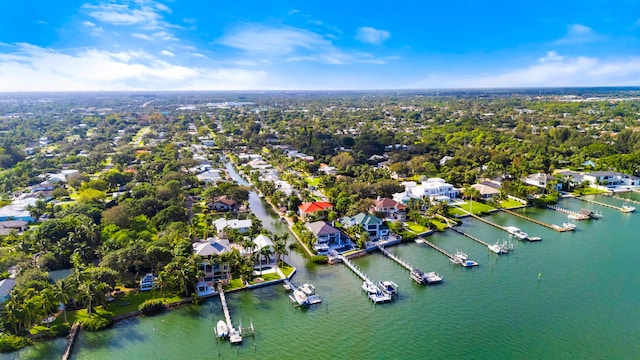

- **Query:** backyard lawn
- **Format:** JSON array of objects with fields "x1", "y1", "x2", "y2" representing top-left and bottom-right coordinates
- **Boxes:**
[
  {"x1": 453, "y1": 200, "x2": 496, "y2": 215},
  {"x1": 405, "y1": 222, "x2": 428, "y2": 234},
  {"x1": 305, "y1": 177, "x2": 321, "y2": 187},
  {"x1": 501, "y1": 199, "x2": 525, "y2": 208}
]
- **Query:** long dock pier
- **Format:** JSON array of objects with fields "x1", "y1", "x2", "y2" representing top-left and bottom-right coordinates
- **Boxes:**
[
  {"x1": 377, "y1": 245, "x2": 430, "y2": 284},
  {"x1": 501, "y1": 209, "x2": 570, "y2": 232},
  {"x1": 449, "y1": 227, "x2": 490, "y2": 247},
  {"x1": 606, "y1": 193, "x2": 640, "y2": 205},
  {"x1": 546, "y1": 205, "x2": 590, "y2": 220},
  {"x1": 575, "y1": 196, "x2": 633, "y2": 212},
  {"x1": 217, "y1": 284, "x2": 242, "y2": 344},
  {"x1": 419, "y1": 239, "x2": 455, "y2": 261}
]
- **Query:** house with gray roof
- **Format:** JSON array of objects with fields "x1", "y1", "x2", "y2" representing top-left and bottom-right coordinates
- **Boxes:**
[
  {"x1": 305, "y1": 221, "x2": 350, "y2": 254},
  {"x1": 339, "y1": 213, "x2": 389, "y2": 241},
  {"x1": 0, "y1": 278, "x2": 16, "y2": 303}
]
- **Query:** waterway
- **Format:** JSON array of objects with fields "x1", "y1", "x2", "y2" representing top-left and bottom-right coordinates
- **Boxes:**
[{"x1": 4, "y1": 178, "x2": 640, "y2": 359}]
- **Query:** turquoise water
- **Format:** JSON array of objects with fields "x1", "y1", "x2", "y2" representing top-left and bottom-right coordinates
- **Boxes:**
[{"x1": 5, "y1": 189, "x2": 640, "y2": 359}]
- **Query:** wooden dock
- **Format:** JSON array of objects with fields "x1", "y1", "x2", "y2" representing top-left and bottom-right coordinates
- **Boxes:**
[
  {"x1": 61, "y1": 322, "x2": 80, "y2": 360},
  {"x1": 607, "y1": 193, "x2": 640, "y2": 205},
  {"x1": 501, "y1": 209, "x2": 570, "y2": 232},
  {"x1": 336, "y1": 255, "x2": 392, "y2": 303},
  {"x1": 377, "y1": 245, "x2": 427, "y2": 284},
  {"x1": 575, "y1": 196, "x2": 631, "y2": 212},
  {"x1": 546, "y1": 205, "x2": 590, "y2": 220},
  {"x1": 217, "y1": 284, "x2": 242, "y2": 344},
  {"x1": 449, "y1": 227, "x2": 490, "y2": 247},
  {"x1": 418, "y1": 239, "x2": 455, "y2": 262}
]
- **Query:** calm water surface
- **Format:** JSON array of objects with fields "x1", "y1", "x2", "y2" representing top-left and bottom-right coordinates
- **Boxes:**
[{"x1": 4, "y1": 185, "x2": 640, "y2": 359}]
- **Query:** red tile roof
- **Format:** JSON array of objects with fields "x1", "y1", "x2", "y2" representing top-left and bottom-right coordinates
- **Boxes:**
[
  {"x1": 373, "y1": 198, "x2": 406, "y2": 210},
  {"x1": 298, "y1": 201, "x2": 334, "y2": 213}
]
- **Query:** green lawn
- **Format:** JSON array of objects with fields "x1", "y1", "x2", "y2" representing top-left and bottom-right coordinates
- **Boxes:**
[
  {"x1": 223, "y1": 278, "x2": 245, "y2": 291},
  {"x1": 455, "y1": 200, "x2": 495, "y2": 214},
  {"x1": 574, "y1": 187, "x2": 608, "y2": 195},
  {"x1": 405, "y1": 222, "x2": 428, "y2": 233},
  {"x1": 250, "y1": 272, "x2": 280, "y2": 284},
  {"x1": 305, "y1": 177, "x2": 321, "y2": 187},
  {"x1": 501, "y1": 199, "x2": 525, "y2": 208},
  {"x1": 280, "y1": 264, "x2": 295, "y2": 277},
  {"x1": 430, "y1": 219, "x2": 450, "y2": 231}
]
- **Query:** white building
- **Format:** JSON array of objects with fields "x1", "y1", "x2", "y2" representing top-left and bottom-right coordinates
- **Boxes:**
[
  {"x1": 393, "y1": 178, "x2": 459, "y2": 203},
  {"x1": 212, "y1": 218, "x2": 252, "y2": 234},
  {"x1": 583, "y1": 171, "x2": 640, "y2": 188}
]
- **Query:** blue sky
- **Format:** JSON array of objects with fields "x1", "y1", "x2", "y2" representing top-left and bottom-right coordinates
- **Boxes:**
[{"x1": 1, "y1": 0, "x2": 640, "y2": 91}]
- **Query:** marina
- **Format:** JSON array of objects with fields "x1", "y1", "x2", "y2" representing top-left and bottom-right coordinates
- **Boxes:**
[
  {"x1": 288, "y1": 282, "x2": 322, "y2": 307},
  {"x1": 466, "y1": 212, "x2": 540, "y2": 241},
  {"x1": 336, "y1": 254, "x2": 395, "y2": 303}
]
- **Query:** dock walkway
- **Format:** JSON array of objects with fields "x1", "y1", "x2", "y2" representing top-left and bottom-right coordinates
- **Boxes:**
[
  {"x1": 575, "y1": 196, "x2": 630, "y2": 212},
  {"x1": 217, "y1": 284, "x2": 242, "y2": 344},
  {"x1": 546, "y1": 205, "x2": 590, "y2": 220},
  {"x1": 449, "y1": 227, "x2": 490, "y2": 247},
  {"x1": 419, "y1": 239, "x2": 455, "y2": 262},
  {"x1": 336, "y1": 255, "x2": 394, "y2": 303},
  {"x1": 501, "y1": 209, "x2": 569, "y2": 232},
  {"x1": 607, "y1": 193, "x2": 640, "y2": 205},
  {"x1": 377, "y1": 245, "x2": 428, "y2": 284}
]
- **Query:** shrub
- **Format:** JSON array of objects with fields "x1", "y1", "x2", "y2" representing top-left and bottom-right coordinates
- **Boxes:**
[
  {"x1": 138, "y1": 299, "x2": 166, "y2": 316},
  {"x1": 310, "y1": 255, "x2": 328, "y2": 264},
  {"x1": 80, "y1": 313, "x2": 113, "y2": 331},
  {"x1": 400, "y1": 231, "x2": 417, "y2": 242},
  {"x1": 0, "y1": 334, "x2": 31, "y2": 353}
]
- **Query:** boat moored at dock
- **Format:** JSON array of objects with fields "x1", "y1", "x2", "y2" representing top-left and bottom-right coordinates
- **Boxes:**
[
  {"x1": 505, "y1": 226, "x2": 528, "y2": 240},
  {"x1": 451, "y1": 250, "x2": 479, "y2": 267},
  {"x1": 622, "y1": 203, "x2": 636, "y2": 213},
  {"x1": 362, "y1": 281, "x2": 378, "y2": 294},
  {"x1": 378, "y1": 280, "x2": 398, "y2": 296},
  {"x1": 215, "y1": 320, "x2": 228, "y2": 338}
]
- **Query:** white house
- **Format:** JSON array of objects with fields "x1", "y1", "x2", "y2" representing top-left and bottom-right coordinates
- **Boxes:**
[
  {"x1": 583, "y1": 171, "x2": 640, "y2": 188},
  {"x1": 393, "y1": 178, "x2": 459, "y2": 203},
  {"x1": 523, "y1": 172, "x2": 561, "y2": 190},
  {"x1": 212, "y1": 218, "x2": 252, "y2": 234},
  {"x1": 193, "y1": 238, "x2": 232, "y2": 294},
  {"x1": 139, "y1": 273, "x2": 155, "y2": 291}
]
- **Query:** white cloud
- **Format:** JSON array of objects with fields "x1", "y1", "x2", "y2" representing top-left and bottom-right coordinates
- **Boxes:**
[
  {"x1": 161, "y1": 50, "x2": 174, "y2": 56},
  {"x1": 191, "y1": 53, "x2": 207, "y2": 58},
  {"x1": 539, "y1": 51, "x2": 563, "y2": 63},
  {"x1": 355, "y1": 27, "x2": 390, "y2": 45},
  {"x1": 420, "y1": 54, "x2": 640, "y2": 88},
  {"x1": 217, "y1": 25, "x2": 388, "y2": 65},
  {"x1": 132, "y1": 33, "x2": 152, "y2": 41},
  {"x1": 0, "y1": 43, "x2": 268, "y2": 91},
  {"x1": 83, "y1": 21, "x2": 96, "y2": 27},
  {"x1": 152, "y1": 31, "x2": 176, "y2": 41},
  {"x1": 554, "y1": 23, "x2": 603, "y2": 44},
  {"x1": 82, "y1": 1, "x2": 178, "y2": 34}
]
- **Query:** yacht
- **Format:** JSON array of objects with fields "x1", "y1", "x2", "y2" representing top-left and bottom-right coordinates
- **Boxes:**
[
  {"x1": 505, "y1": 226, "x2": 528, "y2": 240},
  {"x1": 424, "y1": 271, "x2": 443, "y2": 284},
  {"x1": 300, "y1": 283, "x2": 316, "y2": 296},
  {"x1": 488, "y1": 241, "x2": 509, "y2": 254},
  {"x1": 562, "y1": 222, "x2": 576, "y2": 230},
  {"x1": 622, "y1": 203, "x2": 636, "y2": 213}
]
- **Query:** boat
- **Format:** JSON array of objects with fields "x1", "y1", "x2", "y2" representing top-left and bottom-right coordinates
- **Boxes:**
[
  {"x1": 300, "y1": 283, "x2": 316, "y2": 296},
  {"x1": 424, "y1": 271, "x2": 443, "y2": 284},
  {"x1": 562, "y1": 222, "x2": 576, "y2": 230},
  {"x1": 568, "y1": 213, "x2": 590, "y2": 220},
  {"x1": 504, "y1": 226, "x2": 528, "y2": 240},
  {"x1": 488, "y1": 241, "x2": 508, "y2": 254},
  {"x1": 622, "y1": 203, "x2": 636, "y2": 213},
  {"x1": 216, "y1": 320, "x2": 228, "y2": 338},
  {"x1": 414, "y1": 238, "x2": 425, "y2": 244},
  {"x1": 452, "y1": 250, "x2": 479, "y2": 267},
  {"x1": 283, "y1": 279, "x2": 291, "y2": 290},
  {"x1": 528, "y1": 236, "x2": 542, "y2": 241},
  {"x1": 378, "y1": 280, "x2": 398, "y2": 296},
  {"x1": 290, "y1": 289, "x2": 309, "y2": 306},
  {"x1": 362, "y1": 281, "x2": 378, "y2": 294}
]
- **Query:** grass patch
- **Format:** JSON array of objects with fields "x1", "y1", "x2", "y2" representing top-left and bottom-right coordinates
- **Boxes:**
[
  {"x1": 501, "y1": 199, "x2": 524, "y2": 208},
  {"x1": 455, "y1": 200, "x2": 495, "y2": 215},
  {"x1": 251, "y1": 273, "x2": 280, "y2": 283},
  {"x1": 305, "y1": 177, "x2": 321, "y2": 187},
  {"x1": 279, "y1": 264, "x2": 295, "y2": 277},
  {"x1": 341, "y1": 249, "x2": 361, "y2": 256},
  {"x1": 430, "y1": 219, "x2": 450, "y2": 231},
  {"x1": 106, "y1": 291, "x2": 182, "y2": 316},
  {"x1": 405, "y1": 222, "x2": 428, "y2": 234},
  {"x1": 574, "y1": 187, "x2": 608, "y2": 195},
  {"x1": 223, "y1": 278, "x2": 245, "y2": 291}
]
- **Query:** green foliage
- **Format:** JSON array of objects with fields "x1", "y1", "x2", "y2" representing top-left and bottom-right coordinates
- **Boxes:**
[
  {"x1": 80, "y1": 312, "x2": 113, "y2": 331},
  {"x1": 0, "y1": 334, "x2": 32, "y2": 353},
  {"x1": 399, "y1": 231, "x2": 417, "y2": 242},
  {"x1": 138, "y1": 299, "x2": 166, "y2": 316},
  {"x1": 310, "y1": 255, "x2": 328, "y2": 264}
]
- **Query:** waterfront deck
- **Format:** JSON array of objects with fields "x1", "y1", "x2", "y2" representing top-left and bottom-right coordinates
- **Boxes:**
[
  {"x1": 547, "y1": 205, "x2": 591, "y2": 220},
  {"x1": 501, "y1": 208, "x2": 571, "y2": 232},
  {"x1": 217, "y1": 284, "x2": 242, "y2": 344},
  {"x1": 377, "y1": 244, "x2": 432, "y2": 284}
]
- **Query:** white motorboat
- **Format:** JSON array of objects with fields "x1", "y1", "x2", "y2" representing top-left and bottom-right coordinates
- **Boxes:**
[
  {"x1": 362, "y1": 281, "x2": 378, "y2": 294},
  {"x1": 452, "y1": 250, "x2": 479, "y2": 266},
  {"x1": 378, "y1": 280, "x2": 398, "y2": 296},
  {"x1": 505, "y1": 226, "x2": 528, "y2": 240},
  {"x1": 424, "y1": 271, "x2": 443, "y2": 284},
  {"x1": 562, "y1": 222, "x2": 576, "y2": 230},
  {"x1": 300, "y1": 283, "x2": 316, "y2": 296},
  {"x1": 622, "y1": 203, "x2": 636, "y2": 213},
  {"x1": 216, "y1": 320, "x2": 228, "y2": 338},
  {"x1": 291, "y1": 289, "x2": 309, "y2": 306},
  {"x1": 283, "y1": 279, "x2": 291, "y2": 290},
  {"x1": 488, "y1": 243, "x2": 504, "y2": 254}
]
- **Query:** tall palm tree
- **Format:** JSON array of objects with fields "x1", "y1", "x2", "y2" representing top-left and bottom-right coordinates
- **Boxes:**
[
  {"x1": 2, "y1": 298, "x2": 23, "y2": 334},
  {"x1": 273, "y1": 238, "x2": 288, "y2": 267},
  {"x1": 259, "y1": 246, "x2": 273, "y2": 274},
  {"x1": 53, "y1": 280, "x2": 71, "y2": 323}
]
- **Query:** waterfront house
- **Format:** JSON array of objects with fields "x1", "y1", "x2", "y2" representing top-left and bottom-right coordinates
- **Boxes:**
[
  {"x1": 197, "y1": 169, "x2": 223, "y2": 183},
  {"x1": 339, "y1": 213, "x2": 389, "y2": 241},
  {"x1": 370, "y1": 197, "x2": 407, "y2": 220},
  {"x1": 208, "y1": 196, "x2": 239, "y2": 212},
  {"x1": 139, "y1": 273, "x2": 155, "y2": 291},
  {"x1": 212, "y1": 218, "x2": 252, "y2": 234},
  {"x1": 523, "y1": 172, "x2": 561, "y2": 190},
  {"x1": 251, "y1": 234, "x2": 275, "y2": 266},
  {"x1": 470, "y1": 183, "x2": 500, "y2": 199},
  {"x1": 393, "y1": 178, "x2": 459, "y2": 203},
  {"x1": 305, "y1": 221, "x2": 349, "y2": 255},
  {"x1": 298, "y1": 201, "x2": 334, "y2": 221},
  {"x1": 583, "y1": 171, "x2": 640, "y2": 188},
  {"x1": 0, "y1": 198, "x2": 37, "y2": 223},
  {"x1": 0, "y1": 278, "x2": 16, "y2": 303},
  {"x1": 193, "y1": 238, "x2": 232, "y2": 294}
]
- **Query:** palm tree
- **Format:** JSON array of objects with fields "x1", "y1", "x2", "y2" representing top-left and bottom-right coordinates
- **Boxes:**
[
  {"x1": 40, "y1": 287, "x2": 56, "y2": 327},
  {"x1": 273, "y1": 238, "x2": 288, "y2": 267},
  {"x1": 53, "y1": 280, "x2": 70, "y2": 323},
  {"x1": 154, "y1": 271, "x2": 168, "y2": 300},
  {"x1": 259, "y1": 246, "x2": 273, "y2": 274},
  {"x1": 2, "y1": 298, "x2": 23, "y2": 334}
]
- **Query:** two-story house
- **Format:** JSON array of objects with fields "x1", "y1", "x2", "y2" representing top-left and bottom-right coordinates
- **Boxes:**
[
  {"x1": 370, "y1": 197, "x2": 407, "y2": 220},
  {"x1": 340, "y1": 213, "x2": 389, "y2": 241},
  {"x1": 305, "y1": 221, "x2": 348, "y2": 255}
]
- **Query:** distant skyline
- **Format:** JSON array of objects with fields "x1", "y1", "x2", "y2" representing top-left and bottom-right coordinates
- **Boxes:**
[{"x1": 2, "y1": 1, "x2": 640, "y2": 91}]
